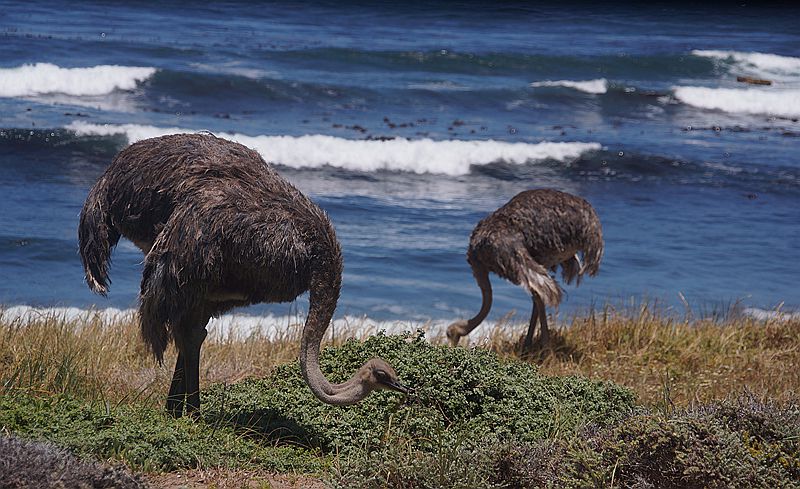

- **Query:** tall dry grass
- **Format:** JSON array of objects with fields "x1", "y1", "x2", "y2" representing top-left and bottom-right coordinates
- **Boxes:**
[
  {"x1": 1, "y1": 304, "x2": 798, "y2": 407},
  {"x1": 481, "y1": 303, "x2": 800, "y2": 406}
]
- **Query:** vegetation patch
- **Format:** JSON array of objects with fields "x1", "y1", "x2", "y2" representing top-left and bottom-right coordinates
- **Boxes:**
[
  {"x1": 2, "y1": 311, "x2": 799, "y2": 487},
  {"x1": 0, "y1": 434, "x2": 147, "y2": 489},
  {"x1": 333, "y1": 394, "x2": 800, "y2": 488},
  {"x1": 0, "y1": 393, "x2": 320, "y2": 473},
  {"x1": 493, "y1": 394, "x2": 800, "y2": 488},
  {"x1": 202, "y1": 332, "x2": 635, "y2": 453}
]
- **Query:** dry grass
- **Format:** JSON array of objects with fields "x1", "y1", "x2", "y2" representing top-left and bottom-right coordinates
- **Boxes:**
[
  {"x1": 480, "y1": 303, "x2": 800, "y2": 406},
  {"x1": 1, "y1": 304, "x2": 798, "y2": 409}
]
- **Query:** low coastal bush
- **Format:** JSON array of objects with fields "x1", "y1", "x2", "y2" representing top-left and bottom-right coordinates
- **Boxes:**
[
  {"x1": 201, "y1": 331, "x2": 635, "y2": 453},
  {"x1": 493, "y1": 394, "x2": 800, "y2": 488},
  {"x1": 0, "y1": 393, "x2": 320, "y2": 473},
  {"x1": 333, "y1": 394, "x2": 800, "y2": 488},
  {"x1": 0, "y1": 435, "x2": 148, "y2": 489}
]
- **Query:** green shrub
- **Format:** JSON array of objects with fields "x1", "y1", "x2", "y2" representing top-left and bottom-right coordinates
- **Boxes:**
[
  {"x1": 494, "y1": 394, "x2": 800, "y2": 488},
  {"x1": 0, "y1": 393, "x2": 319, "y2": 473},
  {"x1": 202, "y1": 331, "x2": 635, "y2": 452}
]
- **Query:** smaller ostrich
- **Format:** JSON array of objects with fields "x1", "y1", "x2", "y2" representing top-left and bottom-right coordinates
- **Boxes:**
[{"x1": 446, "y1": 189, "x2": 603, "y2": 351}]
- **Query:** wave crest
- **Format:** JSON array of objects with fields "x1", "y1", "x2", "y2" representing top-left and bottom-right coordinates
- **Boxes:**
[
  {"x1": 692, "y1": 50, "x2": 800, "y2": 81},
  {"x1": 530, "y1": 78, "x2": 608, "y2": 94},
  {"x1": 673, "y1": 86, "x2": 800, "y2": 118},
  {"x1": 0, "y1": 63, "x2": 156, "y2": 98},
  {"x1": 65, "y1": 121, "x2": 601, "y2": 176}
]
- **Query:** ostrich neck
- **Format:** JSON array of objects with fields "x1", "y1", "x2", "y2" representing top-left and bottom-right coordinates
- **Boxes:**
[
  {"x1": 463, "y1": 265, "x2": 493, "y2": 335},
  {"x1": 299, "y1": 254, "x2": 370, "y2": 406}
]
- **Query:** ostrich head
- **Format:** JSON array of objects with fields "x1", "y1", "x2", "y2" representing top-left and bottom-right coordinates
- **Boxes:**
[
  {"x1": 358, "y1": 358, "x2": 409, "y2": 394},
  {"x1": 446, "y1": 320, "x2": 469, "y2": 347}
]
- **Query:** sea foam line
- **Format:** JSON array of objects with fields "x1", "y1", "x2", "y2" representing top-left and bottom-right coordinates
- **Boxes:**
[
  {"x1": 65, "y1": 121, "x2": 602, "y2": 176},
  {"x1": 530, "y1": 78, "x2": 608, "y2": 94},
  {"x1": 673, "y1": 86, "x2": 800, "y2": 118},
  {"x1": 0, "y1": 305, "x2": 505, "y2": 344},
  {"x1": 0, "y1": 63, "x2": 157, "y2": 98}
]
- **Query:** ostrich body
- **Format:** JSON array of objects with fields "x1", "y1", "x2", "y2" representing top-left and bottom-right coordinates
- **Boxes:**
[
  {"x1": 447, "y1": 189, "x2": 603, "y2": 351},
  {"x1": 79, "y1": 133, "x2": 408, "y2": 416}
]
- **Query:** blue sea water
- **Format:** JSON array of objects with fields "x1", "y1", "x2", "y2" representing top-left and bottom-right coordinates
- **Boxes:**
[{"x1": 0, "y1": 2, "x2": 798, "y2": 323}]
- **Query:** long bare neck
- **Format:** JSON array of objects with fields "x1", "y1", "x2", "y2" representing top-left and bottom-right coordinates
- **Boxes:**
[
  {"x1": 299, "y1": 248, "x2": 372, "y2": 406},
  {"x1": 462, "y1": 263, "x2": 493, "y2": 335}
]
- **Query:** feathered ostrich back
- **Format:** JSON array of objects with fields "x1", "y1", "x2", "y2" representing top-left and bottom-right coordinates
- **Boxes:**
[
  {"x1": 79, "y1": 133, "x2": 343, "y2": 361},
  {"x1": 467, "y1": 189, "x2": 603, "y2": 305}
]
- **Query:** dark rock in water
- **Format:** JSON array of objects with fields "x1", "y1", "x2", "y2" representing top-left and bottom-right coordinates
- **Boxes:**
[
  {"x1": 0, "y1": 435, "x2": 148, "y2": 488},
  {"x1": 737, "y1": 76, "x2": 772, "y2": 86}
]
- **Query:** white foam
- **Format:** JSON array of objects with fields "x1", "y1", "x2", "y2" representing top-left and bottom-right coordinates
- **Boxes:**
[
  {"x1": 0, "y1": 305, "x2": 506, "y2": 345},
  {"x1": 0, "y1": 305, "x2": 135, "y2": 324},
  {"x1": 742, "y1": 307, "x2": 800, "y2": 322},
  {"x1": 673, "y1": 86, "x2": 800, "y2": 118},
  {"x1": 189, "y1": 62, "x2": 281, "y2": 80},
  {"x1": 65, "y1": 121, "x2": 602, "y2": 176},
  {"x1": 692, "y1": 50, "x2": 800, "y2": 81},
  {"x1": 0, "y1": 63, "x2": 156, "y2": 98},
  {"x1": 407, "y1": 81, "x2": 471, "y2": 91},
  {"x1": 530, "y1": 79, "x2": 607, "y2": 94}
]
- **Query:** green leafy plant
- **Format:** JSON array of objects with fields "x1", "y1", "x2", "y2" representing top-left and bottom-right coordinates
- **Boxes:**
[{"x1": 202, "y1": 331, "x2": 635, "y2": 453}]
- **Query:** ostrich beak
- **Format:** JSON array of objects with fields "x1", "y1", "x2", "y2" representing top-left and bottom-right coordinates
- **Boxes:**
[{"x1": 381, "y1": 378, "x2": 411, "y2": 394}]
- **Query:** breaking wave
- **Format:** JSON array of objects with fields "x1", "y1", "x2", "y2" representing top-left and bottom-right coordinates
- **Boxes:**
[
  {"x1": 692, "y1": 50, "x2": 800, "y2": 82},
  {"x1": 64, "y1": 121, "x2": 602, "y2": 176},
  {"x1": 673, "y1": 50, "x2": 800, "y2": 117},
  {"x1": 0, "y1": 63, "x2": 157, "y2": 98},
  {"x1": 673, "y1": 86, "x2": 800, "y2": 118},
  {"x1": 530, "y1": 78, "x2": 608, "y2": 94}
]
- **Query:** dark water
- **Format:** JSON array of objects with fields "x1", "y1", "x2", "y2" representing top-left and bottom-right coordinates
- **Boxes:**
[{"x1": 1, "y1": 2, "x2": 798, "y2": 321}]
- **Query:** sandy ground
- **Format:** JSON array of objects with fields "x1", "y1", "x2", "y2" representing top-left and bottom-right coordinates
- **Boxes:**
[{"x1": 147, "y1": 468, "x2": 326, "y2": 489}]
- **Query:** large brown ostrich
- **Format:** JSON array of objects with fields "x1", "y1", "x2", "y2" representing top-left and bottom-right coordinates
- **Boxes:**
[
  {"x1": 79, "y1": 133, "x2": 408, "y2": 417},
  {"x1": 446, "y1": 189, "x2": 603, "y2": 352}
]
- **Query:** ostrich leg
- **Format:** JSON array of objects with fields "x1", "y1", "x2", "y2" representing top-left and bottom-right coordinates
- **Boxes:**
[
  {"x1": 183, "y1": 321, "x2": 209, "y2": 416},
  {"x1": 166, "y1": 310, "x2": 210, "y2": 417},
  {"x1": 523, "y1": 297, "x2": 539, "y2": 352},
  {"x1": 166, "y1": 352, "x2": 186, "y2": 417},
  {"x1": 534, "y1": 293, "x2": 550, "y2": 347}
]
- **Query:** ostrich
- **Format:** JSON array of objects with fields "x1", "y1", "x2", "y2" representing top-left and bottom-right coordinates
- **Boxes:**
[
  {"x1": 446, "y1": 189, "x2": 603, "y2": 352},
  {"x1": 79, "y1": 133, "x2": 409, "y2": 417}
]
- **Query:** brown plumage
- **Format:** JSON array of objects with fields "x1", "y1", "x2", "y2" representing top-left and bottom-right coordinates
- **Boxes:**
[
  {"x1": 79, "y1": 133, "x2": 408, "y2": 417},
  {"x1": 446, "y1": 189, "x2": 603, "y2": 351}
]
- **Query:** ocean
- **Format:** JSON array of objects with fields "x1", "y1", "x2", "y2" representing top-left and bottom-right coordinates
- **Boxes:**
[{"x1": 1, "y1": 2, "x2": 798, "y2": 331}]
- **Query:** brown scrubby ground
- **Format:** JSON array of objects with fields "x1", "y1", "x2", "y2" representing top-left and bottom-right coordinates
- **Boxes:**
[{"x1": 147, "y1": 468, "x2": 325, "y2": 489}]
